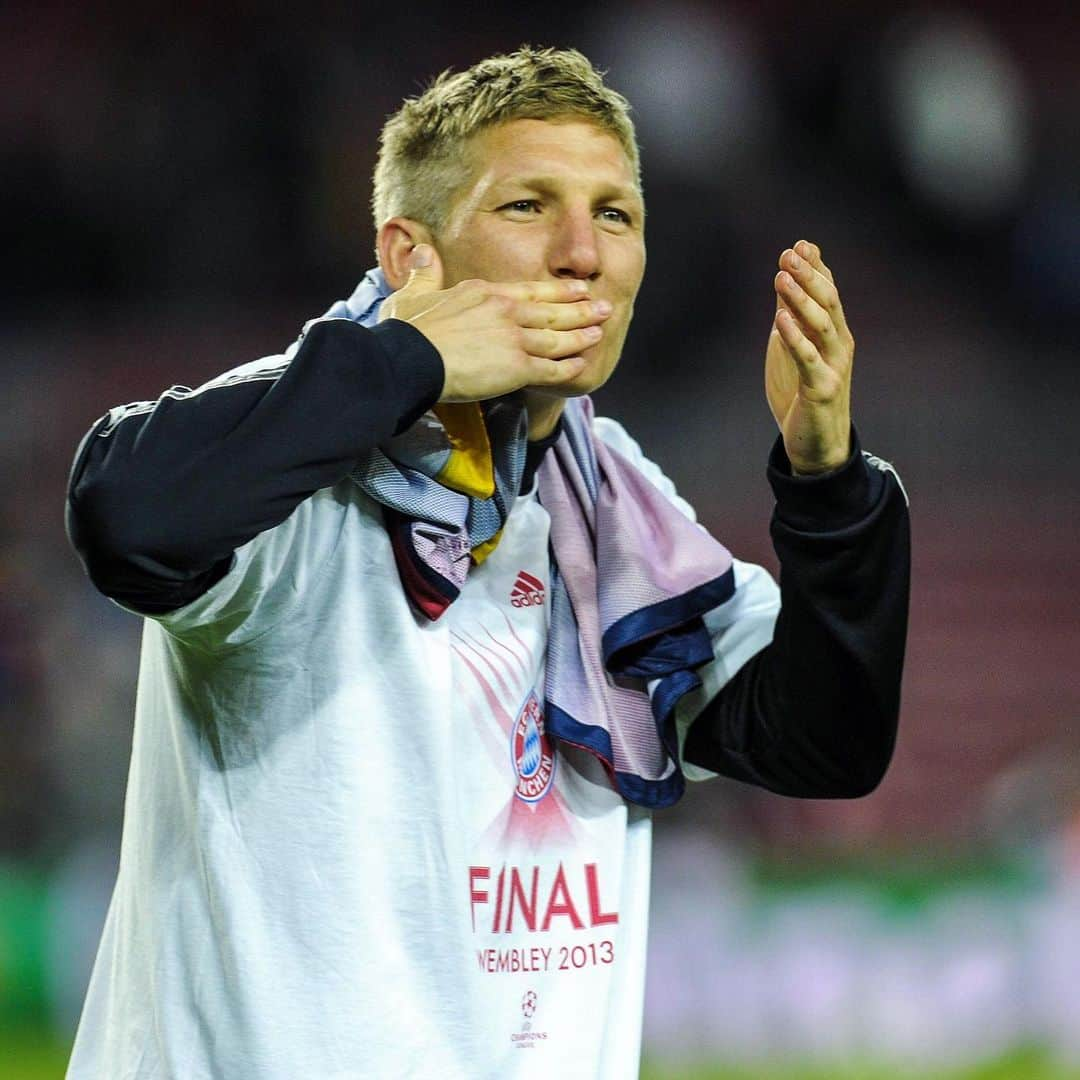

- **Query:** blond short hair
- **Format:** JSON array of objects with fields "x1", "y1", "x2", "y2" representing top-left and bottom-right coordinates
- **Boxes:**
[{"x1": 372, "y1": 46, "x2": 640, "y2": 236}]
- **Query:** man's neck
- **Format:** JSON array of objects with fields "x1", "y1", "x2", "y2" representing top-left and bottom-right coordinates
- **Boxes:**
[
  {"x1": 523, "y1": 392, "x2": 567, "y2": 441},
  {"x1": 519, "y1": 413, "x2": 564, "y2": 494}
]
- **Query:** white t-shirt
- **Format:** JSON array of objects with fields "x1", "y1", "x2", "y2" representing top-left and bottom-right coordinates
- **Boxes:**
[{"x1": 67, "y1": 417, "x2": 779, "y2": 1080}]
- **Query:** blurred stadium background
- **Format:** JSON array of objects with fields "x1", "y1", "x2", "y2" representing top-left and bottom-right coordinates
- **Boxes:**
[{"x1": 2, "y1": 1, "x2": 1078, "y2": 1076}]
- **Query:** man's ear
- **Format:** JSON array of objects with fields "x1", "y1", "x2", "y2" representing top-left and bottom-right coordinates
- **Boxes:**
[{"x1": 377, "y1": 218, "x2": 435, "y2": 291}]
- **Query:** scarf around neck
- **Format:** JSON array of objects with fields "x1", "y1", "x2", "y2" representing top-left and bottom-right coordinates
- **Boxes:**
[{"x1": 320, "y1": 269, "x2": 736, "y2": 808}]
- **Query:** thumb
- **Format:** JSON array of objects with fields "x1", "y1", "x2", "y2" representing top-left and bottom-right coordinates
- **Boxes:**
[{"x1": 403, "y1": 243, "x2": 443, "y2": 293}]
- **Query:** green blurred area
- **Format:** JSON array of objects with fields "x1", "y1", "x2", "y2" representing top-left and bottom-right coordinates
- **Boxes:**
[
  {"x1": 0, "y1": 1028, "x2": 67, "y2": 1080},
  {"x1": 641, "y1": 1048, "x2": 1080, "y2": 1079},
  {"x1": 0, "y1": 865, "x2": 51, "y2": 1026},
  {"x1": 3, "y1": 1034, "x2": 1080, "y2": 1080}
]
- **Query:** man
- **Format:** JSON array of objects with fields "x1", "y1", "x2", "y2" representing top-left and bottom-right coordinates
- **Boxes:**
[{"x1": 65, "y1": 47, "x2": 908, "y2": 1079}]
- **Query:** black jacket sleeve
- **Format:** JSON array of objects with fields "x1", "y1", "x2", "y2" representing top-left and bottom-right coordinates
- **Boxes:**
[
  {"x1": 682, "y1": 430, "x2": 910, "y2": 798},
  {"x1": 66, "y1": 318, "x2": 444, "y2": 614}
]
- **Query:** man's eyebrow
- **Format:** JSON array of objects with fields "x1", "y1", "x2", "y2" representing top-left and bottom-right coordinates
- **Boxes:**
[{"x1": 492, "y1": 175, "x2": 642, "y2": 204}]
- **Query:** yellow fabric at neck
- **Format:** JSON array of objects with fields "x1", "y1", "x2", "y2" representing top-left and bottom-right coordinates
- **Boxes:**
[
  {"x1": 432, "y1": 402, "x2": 496, "y2": 499},
  {"x1": 431, "y1": 404, "x2": 503, "y2": 565},
  {"x1": 470, "y1": 528, "x2": 503, "y2": 567}
]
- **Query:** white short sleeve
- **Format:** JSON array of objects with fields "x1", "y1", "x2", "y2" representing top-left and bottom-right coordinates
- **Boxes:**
[
  {"x1": 592, "y1": 416, "x2": 698, "y2": 522},
  {"x1": 134, "y1": 486, "x2": 350, "y2": 652}
]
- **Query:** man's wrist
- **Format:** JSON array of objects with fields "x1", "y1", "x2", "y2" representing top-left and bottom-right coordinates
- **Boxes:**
[
  {"x1": 785, "y1": 426, "x2": 853, "y2": 476},
  {"x1": 768, "y1": 425, "x2": 881, "y2": 531},
  {"x1": 790, "y1": 452, "x2": 849, "y2": 477},
  {"x1": 370, "y1": 319, "x2": 446, "y2": 435}
]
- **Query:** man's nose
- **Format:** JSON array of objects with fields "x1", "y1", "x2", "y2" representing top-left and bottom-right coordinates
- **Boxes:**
[{"x1": 549, "y1": 208, "x2": 601, "y2": 281}]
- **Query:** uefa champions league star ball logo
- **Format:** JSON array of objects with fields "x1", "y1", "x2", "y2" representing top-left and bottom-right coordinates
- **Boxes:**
[
  {"x1": 511, "y1": 691, "x2": 556, "y2": 803},
  {"x1": 513, "y1": 989, "x2": 549, "y2": 1046}
]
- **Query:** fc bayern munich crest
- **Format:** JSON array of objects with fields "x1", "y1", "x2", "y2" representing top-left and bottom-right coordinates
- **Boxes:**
[{"x1": 510, "y1": 691, "x2": 556, "y2": 803}]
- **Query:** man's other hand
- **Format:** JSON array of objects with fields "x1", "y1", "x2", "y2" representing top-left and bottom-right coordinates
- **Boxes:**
[
  {"x1": 765, "y1": 240, "x2": 854, "y2": 475},
  {"x1": 379, "y1": 244, "x2": 612, "y2": 404}
]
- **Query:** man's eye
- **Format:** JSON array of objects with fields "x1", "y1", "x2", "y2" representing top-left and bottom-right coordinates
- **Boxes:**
[
  {"x1": 501, "y1": 200, "x2": 539, "y2": 213},
  {"x1": 598, "y1": 207, "x2": 632, "y2": 225}
]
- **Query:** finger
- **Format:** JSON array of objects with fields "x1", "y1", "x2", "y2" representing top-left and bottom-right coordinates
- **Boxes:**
[
  {"x1": 521, "y1": 324, "x2": 603, "y2": 359},
  {"x1": 402, "y1": 243, "x2": 444, "y2": 293},
  {"x1": 774, "y1": 264, "x2": 796, "y2": 313},
  {"x1": 780, "y1": 248, "x2": 851, "y2": 342},
  {"x1": 778, "y1": 240, "x2": 837, "y2": 286},
  {"x1": 775, "y1": 270, "x2": 835, "y2": 347},
  {"x1": 488, "y1": 279, "x2": 592, "y2": 305},
  {"x1": 794, "y1": 239, "x2": 834, "y2": 284},
  {"x1": 775, "y1": 308, "x2": 828, "y2": 387},
  {"x1": 524, "y1": 354, "x2": 589, "y2": 387},
  {"x1": 515, "y1": 297, "x2": 612, "y2": 331}
]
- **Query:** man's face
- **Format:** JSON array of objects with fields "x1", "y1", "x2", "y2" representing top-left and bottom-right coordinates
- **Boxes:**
[{"x1": 434, "y1": 118, "x2": 646, "y2": 397}]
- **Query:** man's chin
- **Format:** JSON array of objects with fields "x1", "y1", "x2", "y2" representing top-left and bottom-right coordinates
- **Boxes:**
[
  {"x1": 524, "y1": 381, "x2": 591, "y2": 401},
  {"x1": 533, "y1": 349, "x2": 618, "y2": 399},
  {"x1": 521, "y1": 356, "x2": 617, "y2": 435}
]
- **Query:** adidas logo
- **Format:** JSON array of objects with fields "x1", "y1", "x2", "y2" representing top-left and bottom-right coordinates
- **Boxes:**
[{"x1": 510, "y1": 570, "x2": 545, "y2": 608}]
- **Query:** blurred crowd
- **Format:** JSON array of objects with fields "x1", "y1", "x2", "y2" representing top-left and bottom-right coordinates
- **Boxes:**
[{"x1": 2, "y1": 0, "x2": 1079, "y2": 1055}]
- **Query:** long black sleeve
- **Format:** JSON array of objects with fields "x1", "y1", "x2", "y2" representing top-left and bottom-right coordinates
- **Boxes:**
[
  {"x1": 66, "y1": 318, "x2": 444, "y2": 614},
  {"x1": 682, "y1": 431, "x2": 910, "y2": 799}
]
